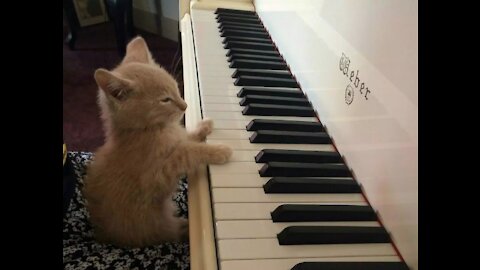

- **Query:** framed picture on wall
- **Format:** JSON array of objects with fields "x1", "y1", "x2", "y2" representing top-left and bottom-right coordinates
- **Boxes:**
[{"x1": 73, "y1": 0, "x2": 109, "y2": 27}]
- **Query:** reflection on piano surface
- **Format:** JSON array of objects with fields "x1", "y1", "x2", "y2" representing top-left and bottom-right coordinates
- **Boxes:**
[{"x1": 181, "y1": 1, "x2": 418, "y2": 270}]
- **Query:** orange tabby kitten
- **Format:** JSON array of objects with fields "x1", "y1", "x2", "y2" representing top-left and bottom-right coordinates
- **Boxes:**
[{"x1": 83, "y1": 36, "x2": 232, "y2": 247}]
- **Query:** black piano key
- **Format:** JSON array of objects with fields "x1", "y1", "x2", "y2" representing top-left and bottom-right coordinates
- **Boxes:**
[
  {"x1": 217, "y1": 17, "x2": 261, "y2": 25},
  {"x1": 221, "y1": 29, "x2": 269, "y2": 38},
  {"x1": 243, "y1": 104, "x2": 315, "y2": 117},
  {"x1": 233, "y1": 69, "x2": 291, "y2": 79},
  {"x1": 219, "y1": 24, "x2": 265, "y2": 32},
  {"x1": 230, "y1": 60, "x2": 287, "y2": 70},
  {"x1": 255, "y1": 149, "x2": 342, "y2": 163},
  {"x1": 277, "y1": 226, "x2": 391, "y2": 245},
  {"x1": 238, "y1": 87, "x2": 303, "y2": 98},
  {"x1": 271, "y1": 204, "x2": 378, "y2": 222},
  {"x1": 219, "y1": 21, "x2": 265, "y2": 30},
  {"x1": 227, "y1": 48, "x2": 280, "y2": 57},
  {"x1": 229, "y1": 54, "x2": 284, "y2": 63},
  {"x1": 217, "y1": 17, "x2": 260, "y2": 24},
  {"x1": 218, "y1": 27, "x2": 258, "y2": 34},
  {"x1": 225, "y1": 41, "x2": 275, "y2": 51},
  {"x1": 235, "y1": 76, "x2": 298, "y2": 87},
  {"x1": 259, "y1": 162, "x2": 350, "y2": 177},
  {"x1": 216, "y1": 11, "x2": 256, "y2": 17},
  {"x1": 216, "y1": 13, "x2": 259, "y2": 20},
  {"x1": 247, "y1": 119, "x2": 323, "y2": 131},
  {"x1": 263, "y1": 177, "x2": 360, "y2": 193},
  {"x1": 292, "y1": 262, "x2": 410, "y2": 270},
  {"x1": 240, "y1": 95, "x2": 309, "y2": 107},
  {"x1": 223, "y1": 36, "x2": 272, "y2": 44},
  {"x1": 217, "y1": 18, "x2": 259, "y2": 25},
  {"x1": 250, "y1": 130, "x2": 331, "y2": 144},
  {"x1": 215, "y1": 8, "x2": 256, "y2": 16}
]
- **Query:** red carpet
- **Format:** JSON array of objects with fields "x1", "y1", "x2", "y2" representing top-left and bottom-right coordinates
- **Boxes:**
[{"x1": 63, "y1": 21, "x2": 179, "y2": 151}]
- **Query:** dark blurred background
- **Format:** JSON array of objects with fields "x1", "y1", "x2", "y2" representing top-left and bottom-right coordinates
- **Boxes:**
[{"x1": 63, "y1": 0, "x2": 181, "y2": 152}]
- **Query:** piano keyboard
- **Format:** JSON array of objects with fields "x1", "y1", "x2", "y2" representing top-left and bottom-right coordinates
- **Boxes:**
[{"x1": 185, "y1": 7, "x2": 410, "y2": 270}]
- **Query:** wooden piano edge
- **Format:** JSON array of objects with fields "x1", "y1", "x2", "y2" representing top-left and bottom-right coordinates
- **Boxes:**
[
  {"x1": 187, "y1": 166, "x2": 218, "y2": 270},
  {"x1": 181, "y1": 14, "x2": 219, "y2": 270}
]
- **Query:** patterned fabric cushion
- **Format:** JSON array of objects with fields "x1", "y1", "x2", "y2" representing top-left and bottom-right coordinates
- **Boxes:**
[{"x1": 63, "y1": 152, "x2": 190, "y2": 270}]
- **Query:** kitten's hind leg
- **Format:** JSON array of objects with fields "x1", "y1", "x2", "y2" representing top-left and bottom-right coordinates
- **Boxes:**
[
  {"x1": 178, "y1": 218, "x2": 189, "y2": 241},
  {"x1": 169, "y1": 215, "x2": 189, "y2": 242},
  {"x1": 156, "y1": 200, "x2": 190, "y2": 242}
]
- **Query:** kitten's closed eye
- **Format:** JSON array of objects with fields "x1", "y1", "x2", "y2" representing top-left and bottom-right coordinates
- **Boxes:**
[{"x1": 161, "y1": 97, "x2": 171, "y2": 102}]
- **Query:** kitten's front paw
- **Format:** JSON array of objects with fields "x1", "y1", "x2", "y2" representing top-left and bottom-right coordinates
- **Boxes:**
[
  {"x1": 210, "y1": 144, "x2": 233, "y2": 164},
  {"x1": 195, "y1": 118, "x2": 214, "y2": 141}
]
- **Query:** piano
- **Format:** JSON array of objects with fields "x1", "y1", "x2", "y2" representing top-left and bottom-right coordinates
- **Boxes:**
[{"x1": 180, "y1": 1, "x2": 418, "y2": 270}]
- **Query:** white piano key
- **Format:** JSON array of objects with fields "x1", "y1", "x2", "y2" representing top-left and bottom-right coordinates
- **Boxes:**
[
  {"x1": 207, "y1": 139, "x2": 336, "y2": 151},
  {"x1": 196, "y1": 58, "x2": 230, "y2": 68},
  {"x1": 212, "y1": 188, "x2": 364, "y2": 203},
  {"x1": 202, "y1": 90, "x2": 239, "y2": 96},
  {"x1": 196, "y1": 55, "x2": 230, "y2": 67},
  {"x1": 197, "y1": 50, "x2": 230, "y2": 57},
  {"x1": 194, "y1": 21, "x2": 223, "y2": 30},
  {"x1": 210, "y1": 159, "x2": 354, "y2": 175},
  {"x1": 216, "y1": 220, "x2": 380, "y2": 239},
  {"x1": 197, "y1": 38, "x2": 227, "y2": 48},
  {"x1": 197, "y1": 67, "x2": 233, "y2": 76},
  {"x1": 218, "y1": 239, "x2": 397, "y2": 260},
  {"x1": 210, "y1": 127, "x2": 336, "y2": 141},
  {"x1": 214, "y1": 202, "x2": 367, "y2": 220},
  {"x1": 203, "y1": 95, "x2": 241, "y2": 104},
  {"x1": 197, "y1": 66, "x2": 233, "y2": 76},
  {"x1": 195, "y1": 31, "x2": 223, "y2": 41},
  {"x1": 198, "y1": 75, "x2": 236, "y2": 86},
  {"x1": 210, "y1": 173, "x2": 267, "y2": 188},
  {"x1": 203, "y1": 103, "x2": 243, "y2": 112},
  {"x1": 190, "y1": 15, "x2": 213, "y2": 23},
  {"x1": 196, "y1": 63, "x2": 229, "y2": 72},
  {"x1": 196, "y1": 45, "x2": 227, "y2": 54},
  {"x1": 197, "y1": 56, "x2": 232, "y2": 68},
  {"x1": 205, "y1": 111, "x2": 318, "y2": 122},
  {"x1": 200, "y1": 83, "x2": 242, "y2": 92},
  {"x1": 197, "y1": 69, "x2": 232, "y2": 78},
  {"x1": 209, "y1": 129, "x2": 252, "y2": 140},
  {"x1": 210, "y1": 162, "x2": 261, "y2": 174},
  {"x1": 220, "y1": 256, "x2": 401, "y2": 270},
  {"x1": 228, "y1": 150, "x2": 258, "y2": 162},
  {"x1": 196, "y1": 62, "x2": 230, "y2": 71},
  {"x1": 211, "y1": 120, "x2": 248, "y2": 129},
  {"x1": 201, "y1": 87, "x2": 305, "y2": 96},
  {"x1": 191, "y1": 9, "x2": 218, "y2": 21},
  {"x1": 201, "y1": 77, "x2": 247, "y2": 90},
  {"x1": 202, "y1": 75, "x2": 235, "y2": 85},
  {"x1": 201, "y1": 72, "x2": 238, "y2": 79},
  {"x1": 210, "y1": 174, "x2": 354, "y2": 188}
]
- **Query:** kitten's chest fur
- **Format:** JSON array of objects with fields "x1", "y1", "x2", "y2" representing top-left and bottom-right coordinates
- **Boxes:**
[{"x1": 87, "y1": 123, "x2": 187, "y2": 203}]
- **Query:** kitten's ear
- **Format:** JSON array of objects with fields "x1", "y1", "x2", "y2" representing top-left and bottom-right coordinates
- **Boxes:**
[
  {"x1": 94, "y1": 68, "x2": 134, "y2": 101},
  {"x1": 122, "y1": 36, "x2": 152, "y2": 64}
]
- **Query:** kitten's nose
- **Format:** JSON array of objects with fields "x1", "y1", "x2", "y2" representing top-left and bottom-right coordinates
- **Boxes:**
[{"x1": 178, "y1": 100, "x2": 188, "y2": 111}]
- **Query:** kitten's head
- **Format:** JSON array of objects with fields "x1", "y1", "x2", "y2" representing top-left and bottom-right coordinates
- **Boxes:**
[{"x1": 94, "y1": 36, "x2": 187, "y2": 132}]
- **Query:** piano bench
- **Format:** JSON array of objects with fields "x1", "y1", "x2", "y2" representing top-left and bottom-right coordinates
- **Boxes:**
[{"x1": 63, "y1": 152, "x2": 190, "y2": 269}]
